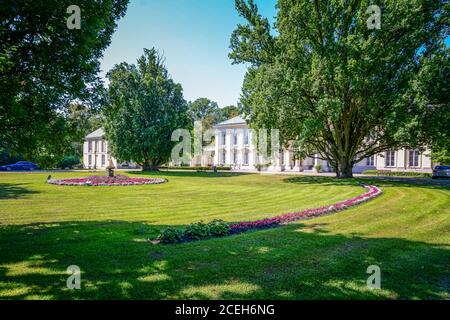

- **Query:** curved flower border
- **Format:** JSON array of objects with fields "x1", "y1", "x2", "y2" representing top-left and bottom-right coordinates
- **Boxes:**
[
  {"x1": 47, "y1": 176, "x2": 167, "y2": 186},
  {"x1": 229, "y1": 184, "x2": 382, "y2": 234},
  {"x1": 156, "y1": 184, "x2": 383, "y2": 244}
]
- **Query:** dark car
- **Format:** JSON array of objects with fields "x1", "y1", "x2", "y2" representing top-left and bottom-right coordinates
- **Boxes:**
[
  {"x1": 432, "y1": 165, "x2": 450, "y2": 179},
  {"x1": 0, "y1": 161, "x2": 38, "y2": 171}
]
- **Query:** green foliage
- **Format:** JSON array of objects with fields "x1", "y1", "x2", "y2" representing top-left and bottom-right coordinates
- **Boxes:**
[
  {"x1": 0, "y1": 148, "x2": 23, "y2": 166},
  {"x1": 57, "y1": 156, "x2": 81, "y2": 169},
  {"x1": 157, "y1": 228, "x2": 184, "y2": 243},
  {"x1": 230, "y1": 0, "x2": 449, "y2": 178},
  {"x1": 184, "y1": 221, "x2": 211, "y2": 240},
  {"x1": 157, "y1": 220, "x2": 231, "y2": 243},
  {"x1": 188, "y1": 98, "x2": 241, "y2": 139},
  {"x1": 207, "y1": 220, "x2": 231, "y2": 237},
  {"x1": 315, "y1": 165, "x2": 322, "y2": 173},
  {"x1": 255, "y1": 163, "x2": 270, "y2": 171},
  {"x1": 0, "y1": 0, "x2": 129, "y2": 163},
  {"x1": 103, "y1": 48, "x2": 191, "y2": 169},
  {"x1": 431, "y1": 147, "x2": 450, "y2": 165},
  {"x1": 160, "y1": 166, "x2": 231, "y2": 171},
  {"x1": 362, "y1": 170, "x2": 431, "y2": 178}
]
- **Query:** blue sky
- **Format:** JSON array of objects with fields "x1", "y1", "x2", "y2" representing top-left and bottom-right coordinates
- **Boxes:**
[
  {"x1": 100, "y1": 0, "x2": 278, "y2": 107},
  {"x1": 100, "y1": 1, "x2": 449, "y2": 108}
]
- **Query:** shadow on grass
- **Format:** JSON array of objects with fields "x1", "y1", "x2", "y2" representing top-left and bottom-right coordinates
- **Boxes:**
[
  {"x1": 0, "y1": 183, "x2": 39, "y2": 200},
  {"x1": 0, "y1": 220, "x2": 448, "y2": 300}
]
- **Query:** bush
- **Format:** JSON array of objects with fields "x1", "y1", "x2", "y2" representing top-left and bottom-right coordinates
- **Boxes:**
[
  {"x1": 184, "y1": 221, "x2": 211, "y2": 240},
  {"x1": 208, "y1": 220, "x2": 230, "y2": 237},
  {"x1": 160, "y1": 166, "x2": 231, "y2": 171},
  {"x1": 362, "y1": 169, "x2": 431, "y2": 178},
  {"x1": 157, "y1": 228, "x2": 184, "y2": 243},
  {"x1": 255, "y1": 163, "x2": 270, "y2": 171},
  {"x1": 315, "y1": 164, "x2": 322, "y2": 173},
  {"x1": 157, "y1": 220, "x2": 231, "y2": 243},
  {"x1": 57, "y1": 155, "x2": 81, "y2": 169}
]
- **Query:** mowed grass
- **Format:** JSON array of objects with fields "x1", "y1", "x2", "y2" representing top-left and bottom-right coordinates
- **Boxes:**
[{"x1": 0, "y1": 171, "x2": 448, "y2": 299}]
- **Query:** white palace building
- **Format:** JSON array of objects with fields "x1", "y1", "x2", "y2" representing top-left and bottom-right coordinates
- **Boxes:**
[
  {"x1": 83, "y1": 116, "x2": 433, "y2": 173},
  {"x1": 190, "y1": 116, "x2": 433, "y2": 173}
]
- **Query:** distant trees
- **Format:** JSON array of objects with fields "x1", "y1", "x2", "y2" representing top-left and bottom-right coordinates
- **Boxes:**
[
  {"x1": 103, "y1": 48, "x2": 191, "y2": 170},
  {"x1": 0, "y1": 0, "x2": 129, "y2": 166},
  {"x1": 188, "y1": 98, "x2": 241, "y2": 131}
]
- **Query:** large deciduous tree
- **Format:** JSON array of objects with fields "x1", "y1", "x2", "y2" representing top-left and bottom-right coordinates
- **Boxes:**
[
  {"x1": 230, "y1": 0, "x2": 449, "y2": 177},
  {"x1": 0, "y1": 0, "x2": 129, "y2": 164},
  {"x1": 104, "y1": 48, "x2": 191, "y2": 170}
]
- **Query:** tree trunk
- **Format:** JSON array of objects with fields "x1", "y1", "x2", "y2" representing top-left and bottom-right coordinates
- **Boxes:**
[
  {"x1": 142, "y1": 160, "x2": 159, "y2": 171},
  {"x1": 336, "y1": 160, "x2": 353, "y2": 178}
]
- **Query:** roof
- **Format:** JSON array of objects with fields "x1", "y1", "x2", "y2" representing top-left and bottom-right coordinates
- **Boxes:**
[
  {"x1": 214, "y1": 116, "x2": 247, "y2": 127},
  {"x1": 85, "y1": 128, "x2": 105, "y2": 139}
]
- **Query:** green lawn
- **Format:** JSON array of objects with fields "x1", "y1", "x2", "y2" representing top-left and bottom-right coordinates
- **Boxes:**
[{"x1": 0, "y1": 171, "x2": 448, "y2": 299}]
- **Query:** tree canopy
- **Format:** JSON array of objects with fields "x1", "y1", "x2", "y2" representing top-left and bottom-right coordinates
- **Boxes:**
[
  {"x1": 230, "y1": 0, "x2": 449, "y2": 177},
  {"x1": 0, "y1": 0, "x2": 129, "y2": 165},
  {"x1": 188, "y1": 98, "x2": 241, "y2": 132},
  {"x1": 103, "y1": 48, "x2": 191, "y2": 170}
]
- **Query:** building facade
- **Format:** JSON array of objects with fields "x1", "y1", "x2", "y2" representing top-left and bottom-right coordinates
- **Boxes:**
[
  {"x1": 83, "y1": 128, "x2": 139, "y2": 169},
  {"x1": 196, "y1": 116, "x2": 433, "y2": 173}
]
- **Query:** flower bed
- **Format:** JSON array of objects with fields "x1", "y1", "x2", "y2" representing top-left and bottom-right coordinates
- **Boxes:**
[
  {"x1": 47, "y1": 174, "x2": 167, "y2": 186},
  {"x1": 229, "y1": 185, "x2": 382, "y2": 234},
  {"x1": 157, "y1": 184, "x2": 382, "y2": 243}
]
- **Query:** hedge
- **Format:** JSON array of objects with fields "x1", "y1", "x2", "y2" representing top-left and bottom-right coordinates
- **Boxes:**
[
  {"x1": 362, "y1": 169, "x2": 431, "y2": 178},
  {"x1": 159, "y1": 166, "x2": 231, "y2": 171}
]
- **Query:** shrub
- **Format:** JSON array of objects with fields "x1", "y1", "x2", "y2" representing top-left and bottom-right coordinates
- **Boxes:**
[
  {"x1": 315, "y1": 164, "x2": 322, "y2": 173},
  {"x1": 159, "y1": 166, "x2": 231, "y2": 171},
  {"x1": 255, "y1": 163, "x2": 270, "y2": 171},
  {"x1": 57, "y1": 155, "x2": 81, "y2": 169},
  {"x1": 156, "y1": 220, "x2": 231, "y2": 243},
  {"x1": 157, "y1": 228, "x2": 184, "y2": 243},
  {"x1": 184, "y1": 221, "x2": 211, "y2": 240},
  {"x1": 208, "y1": 220, "x2": 230, "y2": 237},
  {"x1": 362, "y1": 169, "x2": 431, "y2": 178}
]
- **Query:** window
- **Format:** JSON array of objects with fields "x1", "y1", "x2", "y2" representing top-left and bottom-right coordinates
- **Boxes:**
[
  {"x1": 221, "y1": 132, "x2": 226, "y2": 146},
  {"x1": 222, "y1": 150, "x2": 226, "y2": 164},
  {"x1": 233, "y1": 150, "x2": 237, "y2": 164},
  {"x1": 243, "y1": 150, "x2": 249, "y2": 165},
  {"x1": 88, "y1": 155, "x2": 92, "y2": 165},
  {"x1": 366, "y1": 155, "x2": 375, "y2": 166},
  {"x1": 244, "y1": 130, "x2": 249, "y2": 145},
  {"x1": 101, "y1": 155, "x2": 106, "y2": 166},
  {"x1": 101, "y1": 141, "x2": 105, "y2": 152},
  {"x1": 386, "y1": 151, "x2": 396, "y2": 167},
  {"x1": 280, "y1": 151, "x2": 285, "y2": 165},
  {"x1": 88, "y1": 141, "x2": 92, "y2": 152},
  {"x1": 233, "y1": 131, "x2": 238, "y2": 145},
  {"x1": 409, "y1": 149, "x2": 420, "y2": 167}
]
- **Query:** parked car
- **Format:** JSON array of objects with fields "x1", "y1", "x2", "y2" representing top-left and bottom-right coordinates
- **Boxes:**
[
  {"x1": 432, "y1": 165, "x2": 450, "y2": 179},
  {"x1": 0, "y1": 161, "x2": 38, "y2": 171}
]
